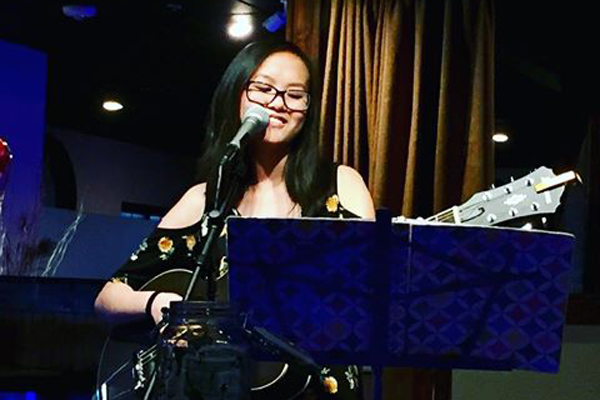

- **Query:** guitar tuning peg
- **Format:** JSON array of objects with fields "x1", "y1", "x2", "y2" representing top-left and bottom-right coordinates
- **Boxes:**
[
  {"x1": 521, "y1": 222, "x2": 533, "y2": 230},
  {"x1": 490, "y1": 184, "x2": 496, "y2": 189},
  {"x1": 510, "y1": 176, "x2": 515, "y2": 182}
]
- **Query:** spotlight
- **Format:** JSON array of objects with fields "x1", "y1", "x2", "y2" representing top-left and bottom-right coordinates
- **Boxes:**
[
  {"x1": 103, "y1": 100, "x2": 123, "y2": 112},
  {"x1": 228, "y1": 15, "x2": 253, "y2": 39}
]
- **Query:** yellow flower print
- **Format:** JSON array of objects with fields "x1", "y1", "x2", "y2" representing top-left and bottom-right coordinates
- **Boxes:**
[
  {"x1": 323, "y1": 376, "x2": 338, "y2": 394},
  {"x1": 184, "y1": 234, "x2": 197, "y2": 251},
  {"x1": 325, "y1": 194, "x2": 340, "y2": 213},
  {"x1": 158, "y1": 237, "x2": 174, "y2": 252},
  {"x1": 158, "y1": 236, "x2": 175, "y2": 260}
]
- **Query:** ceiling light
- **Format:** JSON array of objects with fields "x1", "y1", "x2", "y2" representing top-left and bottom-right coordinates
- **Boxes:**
[
  {"x1": 492, "y1": 133, "x2": 509, "y2": 143},
  {"x1": 103, "y1": 100, "x2": 123, "y2": 112},
  {"x1": 228, "y1": 15, "x2": 253, "y2": 39}
]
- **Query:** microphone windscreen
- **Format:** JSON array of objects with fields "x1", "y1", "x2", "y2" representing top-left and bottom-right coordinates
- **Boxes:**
[{"x1": 243, "y1": 105, "x2": 270, "y2": 129}]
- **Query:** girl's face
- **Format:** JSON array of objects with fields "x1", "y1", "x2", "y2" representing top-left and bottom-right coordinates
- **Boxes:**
[{"x1": 240, "y1": 51, "x2": 310, "y2": 145}]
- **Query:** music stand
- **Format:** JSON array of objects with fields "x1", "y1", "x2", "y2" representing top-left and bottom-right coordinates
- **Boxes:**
[{"x1": 226, "y1": 210, "x2": 574, "y2": 399}]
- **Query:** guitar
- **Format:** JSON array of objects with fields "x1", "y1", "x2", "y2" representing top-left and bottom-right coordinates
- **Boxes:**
[
  {"x1": 94, "y1": 269, "x2": 313, "y2": 400},
  {"x1": 407, "y1": 167, "x2": 579, "y2": 226},
  {"x1": 94, "y1": 166, "x2": 579, "y2": 400}
]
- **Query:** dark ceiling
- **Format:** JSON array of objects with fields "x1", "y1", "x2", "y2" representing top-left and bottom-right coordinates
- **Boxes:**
[
  {"x1": 0, "y1": 0, "x2": 285, "y2": 154},
  {"x1": 494, "y1": 1, "x2": 599, "y2": 171},
  {"x1": 0, "y1": 0, "x2": 598, "y2": 171}
]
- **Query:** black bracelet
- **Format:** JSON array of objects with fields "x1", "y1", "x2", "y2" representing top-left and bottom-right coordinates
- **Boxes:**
[{"x1": 145, "y1": 291, "x2": 162, "y2": 319}]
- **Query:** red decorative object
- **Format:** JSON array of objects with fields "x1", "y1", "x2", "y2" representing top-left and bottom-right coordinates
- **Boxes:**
[{"x1": 0, "y1": 138, "x2": 12, "y2": 175}]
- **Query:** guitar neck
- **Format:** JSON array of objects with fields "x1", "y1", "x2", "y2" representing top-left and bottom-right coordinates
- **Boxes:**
[{"x1": 426, "y1": 206, "x2": 462, "y2": 224}]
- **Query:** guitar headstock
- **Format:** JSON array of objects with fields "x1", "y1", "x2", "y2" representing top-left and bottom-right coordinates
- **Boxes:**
[{"x1": 456, "y1": 167, "x2": 580, "y2": 226}]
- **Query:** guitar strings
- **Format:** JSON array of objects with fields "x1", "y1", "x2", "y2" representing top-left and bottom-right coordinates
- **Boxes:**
[
  {"x1": 424, "y1": 187, "x2": 517, "y2": 224},
  {"x1": 427, "y1": 209, "x2": 455, "y2": 223},
  {"x1": 138, "y1": 344, "x2": 158, "y2": 366},
  {"x1": 136, "y1": 327, "x2": 192, "y2": 367},
  {"x1": 424, "y1": 176, "x2": 542, "y2": 224}
]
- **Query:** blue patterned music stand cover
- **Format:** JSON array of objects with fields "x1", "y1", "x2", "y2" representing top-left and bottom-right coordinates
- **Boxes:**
[{"x1": 227, "y1": 216, "x2": 573, "y2": 372}]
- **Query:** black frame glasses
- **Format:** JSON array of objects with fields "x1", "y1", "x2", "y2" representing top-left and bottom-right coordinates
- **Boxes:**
[{"x1": 245, "y1": 80, "x2": 310, "y2": 112}]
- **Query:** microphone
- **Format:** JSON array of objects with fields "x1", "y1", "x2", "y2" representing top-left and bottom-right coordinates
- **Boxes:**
[{"x1": 228, "y1": 105, "x2": 270, "y2": 150}]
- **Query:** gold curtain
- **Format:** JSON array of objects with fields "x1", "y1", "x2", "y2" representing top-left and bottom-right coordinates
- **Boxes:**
[
  {"x1": 287, "y1": 1, "x2": 495, "y2": 398},
  {"x1": 313, "y1": 0, "x2": 495, "y2": 217}
]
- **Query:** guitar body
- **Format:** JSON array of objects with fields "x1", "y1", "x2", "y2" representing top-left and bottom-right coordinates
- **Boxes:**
[{"x1": 95, "y1": 269, "x2": 311, "y2": 400}]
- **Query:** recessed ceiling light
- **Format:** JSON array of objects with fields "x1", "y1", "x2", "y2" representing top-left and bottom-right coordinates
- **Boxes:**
[
  {"x1": 228, "y1": 15, "x2": 253, "y2": 39},
  {"x1": 103, "y1": 100, "x2": 123, "y2": 111},
  {"x1": 492, "y1": 133, "x2": 509, "y2": 143}
]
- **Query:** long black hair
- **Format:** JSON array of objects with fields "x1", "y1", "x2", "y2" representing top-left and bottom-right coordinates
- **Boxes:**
[{"x1": 197, "y1": 40, "x2": 333, "y2": 216}]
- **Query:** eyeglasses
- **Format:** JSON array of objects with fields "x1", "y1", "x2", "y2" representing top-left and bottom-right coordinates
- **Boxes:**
[{"x1": 245, "y1": 80, "x2": 310, "y2": 112}]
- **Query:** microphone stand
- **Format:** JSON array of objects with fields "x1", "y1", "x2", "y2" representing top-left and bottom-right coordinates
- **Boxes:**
[
  {"x1": 185, "y1": 147, "x2": 242, "y2": 301},
  {"x1": 141, "y1": 148, "x2": 244, "y2": 400}
]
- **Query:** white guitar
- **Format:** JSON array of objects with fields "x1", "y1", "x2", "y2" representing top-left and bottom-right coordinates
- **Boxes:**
[{"x1": 394, "y1": 166, "x2": 580, "y2": 227}]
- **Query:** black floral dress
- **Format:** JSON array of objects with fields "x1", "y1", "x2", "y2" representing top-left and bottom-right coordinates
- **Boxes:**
[{"x1": 112, "y1": 164, "x2": 364, "y2": 400}]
